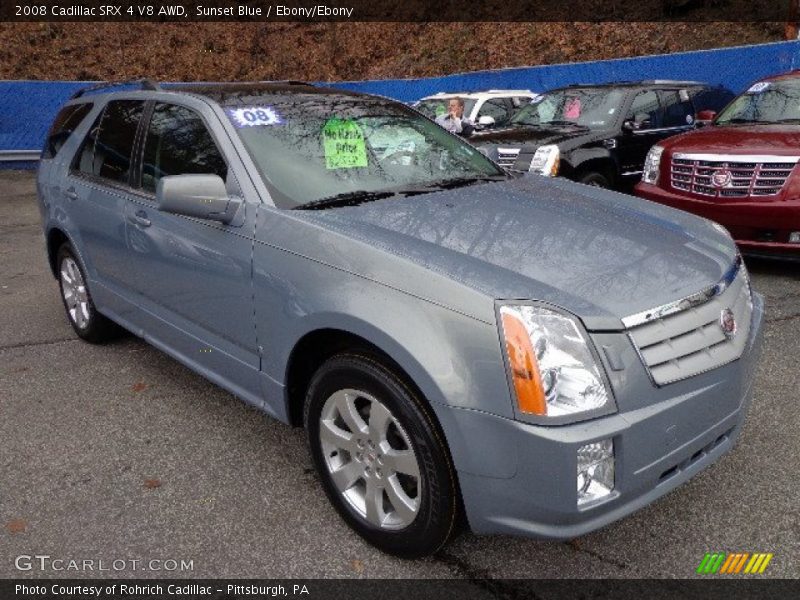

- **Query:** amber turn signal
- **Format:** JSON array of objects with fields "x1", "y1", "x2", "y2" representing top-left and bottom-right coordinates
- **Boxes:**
[{"x1": 501, "y1": 311, "x2": 547, "y2": 415}]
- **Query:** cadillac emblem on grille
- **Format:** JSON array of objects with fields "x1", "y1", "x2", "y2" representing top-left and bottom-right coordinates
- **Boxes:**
[
  {"x1": 720, "y1": 308, "x2": 737, "y2": 339},
  {"x1": 712, "y1": 169, "x2": 732, "y2": 188}
]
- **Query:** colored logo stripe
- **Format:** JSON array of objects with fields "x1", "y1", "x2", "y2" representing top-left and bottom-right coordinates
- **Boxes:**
[{"x1": 697, "y1": 552, "x2": 773, "y2": 574}]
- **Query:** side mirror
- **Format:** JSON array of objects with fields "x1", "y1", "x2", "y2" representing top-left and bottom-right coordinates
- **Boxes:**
[
  {"x1": 622, "y1": 119, "x2": 639, "y2": 132},
  {"x1": 477, "y1": 115, "x2": 496, "y2": 128},
  {"x1": 156, "y1": 174, "x2": 242, "y2": 224},
  {"x1": 696, "y1": 110, "x2": 717, "y2": 126}
]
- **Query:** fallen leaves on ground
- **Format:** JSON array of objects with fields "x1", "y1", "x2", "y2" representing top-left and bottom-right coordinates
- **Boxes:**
[{"x1": 5, "y1": 519, "x2": 27, "y2": 534}]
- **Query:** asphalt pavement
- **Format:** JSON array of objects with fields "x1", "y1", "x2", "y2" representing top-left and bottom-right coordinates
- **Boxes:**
[{"x1": 1, "y1": 170, "x2": 798, "y2": 581}]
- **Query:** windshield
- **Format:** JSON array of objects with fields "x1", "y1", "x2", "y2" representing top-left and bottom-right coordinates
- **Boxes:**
[
  {"x1": 716, "y1": 78, "x2": 800, "y2": 125},
  {"x1": 510, "y1": 89, "x2": 624, "y2": 129},
  {"x1": 224, "y1": 93, "x2": 503, "y2": 209},
  {"x1": 416, "y1": 98, "x2": 477, "y2": 120}
]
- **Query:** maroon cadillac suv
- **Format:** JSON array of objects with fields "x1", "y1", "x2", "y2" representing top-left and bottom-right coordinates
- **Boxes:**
[{"x1": 635, "y1": 70, "x2": 800, "y2": 259}]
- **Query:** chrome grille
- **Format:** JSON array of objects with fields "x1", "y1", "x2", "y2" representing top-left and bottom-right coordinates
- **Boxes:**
[
  {"x1": 496, "y1": 147, "x2": 521, "y2": 168},
  {"x1": 624, "y1": 259, "x2": 753, "y2": 386},
  {"x1": 670, "y1": 153, "x2": 798, "y2": 198}
]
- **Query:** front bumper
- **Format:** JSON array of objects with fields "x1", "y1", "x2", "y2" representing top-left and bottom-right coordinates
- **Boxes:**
[
  {"x1": 635, "y1": 182, "x2": 800, "y2": 258},
  {"x1": 449, "y1": 292, "x2": 764, "y2": 539}
]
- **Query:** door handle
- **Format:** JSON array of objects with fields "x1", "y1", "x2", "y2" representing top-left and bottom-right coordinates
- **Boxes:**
[
  {"x1": 129, "y1": 210, "x2": 151, "y2": 228},
  {"x1": 65, "y1": 188, "x2": 79, "y2": 201}
]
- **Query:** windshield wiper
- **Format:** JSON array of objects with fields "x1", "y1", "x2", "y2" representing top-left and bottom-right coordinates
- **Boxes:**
[
  {"x1": 294, "y1": 190, "x2": 399, "y2": 210},
  {"x1": 419, "y1": 174, "x2": 509, "y2": 191},
  {"x1": 718, "y1": 118, "x2": 774, "y2": 125},
  {"x1": 294, "y1": 175, "x2": 508, "y2": 211},
  {"x1": 545, "y1": 120, "x2": 589, "y2": 129}
]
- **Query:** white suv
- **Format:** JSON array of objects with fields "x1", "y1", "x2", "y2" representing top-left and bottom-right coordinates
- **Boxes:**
[{"x1": 414, "y1": 90, "x2": 537, "y2": 130}]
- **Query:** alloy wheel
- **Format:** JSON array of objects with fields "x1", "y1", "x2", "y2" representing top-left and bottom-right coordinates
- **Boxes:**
[
  {"x1": 318, "y1": 388, "x2": 421, "y2": 530},
  {"x1": 60, "y1": 256, "x2": 90, "y2": 329}
]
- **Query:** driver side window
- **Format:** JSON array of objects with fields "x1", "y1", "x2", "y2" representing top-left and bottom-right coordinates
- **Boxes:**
[
  {"x1": 141, "y1": 103, "x2": 228, "y2": 194},
  {"x1": 626, "y1": 91, "x2": 661, "y2": 130}
]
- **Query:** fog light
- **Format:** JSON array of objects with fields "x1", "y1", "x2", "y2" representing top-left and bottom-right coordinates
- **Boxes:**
[
  {"x1": 790, "y1": 232, "x2": 800, "y2": 244},
  {"x1": 577, "y1": 439, "x2": 615, "y2": 506}
]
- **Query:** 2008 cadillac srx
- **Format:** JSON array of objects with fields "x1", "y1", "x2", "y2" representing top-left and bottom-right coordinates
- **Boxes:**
[{"x1": 37, "y1": 80, "x2": 764, "y2": 557}]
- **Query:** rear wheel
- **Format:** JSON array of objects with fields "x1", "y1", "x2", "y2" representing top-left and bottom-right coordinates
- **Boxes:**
[
  {"x1": 57, "y1": 243, "x2": 119, "y2": 343},
  {"x1": 305, "y1": 353, "x2": 459, "y2": 557},
  {"x1": 578, "y1": 171, "x2": 611, "y2": 188}
]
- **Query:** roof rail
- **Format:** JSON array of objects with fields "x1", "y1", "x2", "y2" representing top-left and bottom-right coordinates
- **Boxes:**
[
  {"x1": 71, "y1": 78, "x2": 160, "y2": 99},
  {"x1": 647, "y1": 79, "x2": 704, "y2": 85},
  {"x1": 486, "y1": 89, "x2": 534, "y2": 93}
]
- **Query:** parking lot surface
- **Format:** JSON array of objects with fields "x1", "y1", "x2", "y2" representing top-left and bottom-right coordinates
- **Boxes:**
[{"x1": 1, "y1": 170, "x2": 798, "y2": 580}]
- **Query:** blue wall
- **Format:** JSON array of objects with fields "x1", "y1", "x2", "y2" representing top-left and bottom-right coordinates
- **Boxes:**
[{"x1": 1, "y1": 40, "x2": 799, "y2": 162}]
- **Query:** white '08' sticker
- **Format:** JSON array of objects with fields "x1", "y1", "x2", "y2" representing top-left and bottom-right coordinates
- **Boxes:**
[
  {"x1": 228, "y1": 106, "x2": 282, "y2": 127},
  {"x1": 747, "y1": 82, "x2": 770, "y2": 94}
]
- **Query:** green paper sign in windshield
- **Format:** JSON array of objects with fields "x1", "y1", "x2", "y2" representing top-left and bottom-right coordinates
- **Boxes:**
[{"x1": 322, "y1": 118, "x2": 368, "y2": 169}]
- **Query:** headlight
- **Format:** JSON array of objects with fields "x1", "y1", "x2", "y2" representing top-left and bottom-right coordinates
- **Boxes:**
[
  {"x1": 530, "y1": 144, "x2": 560, "y2": 176},
  {"x1": 642, "y1": 145, "x2": 664, "y2": 184},
  {"x1": 499, "y1": 304, "x2": 611, "y2": 419}
]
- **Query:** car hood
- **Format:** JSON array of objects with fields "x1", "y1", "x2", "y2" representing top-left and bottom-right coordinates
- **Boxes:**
[
  {"x1": 294, "y1": 176, "x2": 737, "y2": 330},
  {"x1": 471, "y1": 125, "x2": 599, "y2": 150},
  {"x1": 663, "y1": 124, "x2": 800, "y2": 156}
]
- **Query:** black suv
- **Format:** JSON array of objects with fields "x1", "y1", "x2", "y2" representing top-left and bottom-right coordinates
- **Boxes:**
[{"x1": 469, "y1": 81, "x2": 734, "y2": 189}]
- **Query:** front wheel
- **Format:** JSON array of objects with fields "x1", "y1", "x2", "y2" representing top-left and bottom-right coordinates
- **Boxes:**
[
  {"x1": 304, "y1": 354, "x2": 459, "y2": 557},
  {"x1": 578, "y1": 171, "x2": 611, "y2": 188}
]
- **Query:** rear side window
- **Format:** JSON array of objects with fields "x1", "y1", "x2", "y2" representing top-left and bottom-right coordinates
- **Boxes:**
[
  {"x1": 140, "y1": 103, "x2": 228, "y2": 194},
  {"x1": 43, "y1": 103, "x2": 93, "y2": 160},
  {"x1": 72, "y1": 100, "x2": 145, "y2": 185}
]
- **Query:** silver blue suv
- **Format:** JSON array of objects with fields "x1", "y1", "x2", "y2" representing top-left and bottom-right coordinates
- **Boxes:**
[{"x1": 37, "y1": 79, "x2": 764, "y2": 557}]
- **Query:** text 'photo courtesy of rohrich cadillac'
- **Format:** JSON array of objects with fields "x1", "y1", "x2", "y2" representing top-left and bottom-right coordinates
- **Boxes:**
[{"x1": 0, "y1": 2, "x2": 798, "y2": 598}]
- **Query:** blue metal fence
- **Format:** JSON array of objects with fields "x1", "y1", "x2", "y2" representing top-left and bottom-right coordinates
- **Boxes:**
[{"x1": 2, "y1": 40, "x2": 799, "y2": 167}]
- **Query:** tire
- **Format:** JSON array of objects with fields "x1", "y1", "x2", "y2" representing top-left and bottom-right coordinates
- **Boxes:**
[
  {"x1": 578, "y1": 171, "x2": 611, "y2": 188},
  {"x1": 56, "y1": 242, "x2": 119, "y2": 343},
  {"x1": 304, "y1": 353, "x2": 459, "y2": 557}
]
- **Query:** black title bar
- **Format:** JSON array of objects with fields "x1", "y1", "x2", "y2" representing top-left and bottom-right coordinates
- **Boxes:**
[
  {"x1": 2, "y1": 579, "x2": 800, "y2": 600},
  {"x1": 0, "y1": 0, "x2": 796, "y2": 22}
]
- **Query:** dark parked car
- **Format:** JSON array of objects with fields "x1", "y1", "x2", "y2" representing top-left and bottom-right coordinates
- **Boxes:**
[
  {"x1": 469, "y1": 81, "x2": 734, "y2": 189},
  {"x1": 636, "y1": 70, "x2": 800, "y2": 259}
]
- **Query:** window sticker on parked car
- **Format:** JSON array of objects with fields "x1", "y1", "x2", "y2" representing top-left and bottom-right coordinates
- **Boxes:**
[
  {"x1": 747, "y1": 82, "x2": 770, "y2": 94},
  {"x1": 564, "y1": 97, "x2": 581, "y2": 119},
  {"x1": 322, "y1": 118, "x2": 368, "y2": 169},
  {"x1": 228, "y1": 106, "x2": 283, "y2": 127}
]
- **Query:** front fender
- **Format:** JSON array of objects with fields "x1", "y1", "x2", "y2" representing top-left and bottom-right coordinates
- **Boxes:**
[
  {"x1": 254, "y1": 242, "x2": 511, "y2": 418},
  {"x1": 561, "y1": 146, "x2": 617, "y2": 179},
  {"x1": 267, "y1": 290, "x2": 519, "y2": 480}
]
